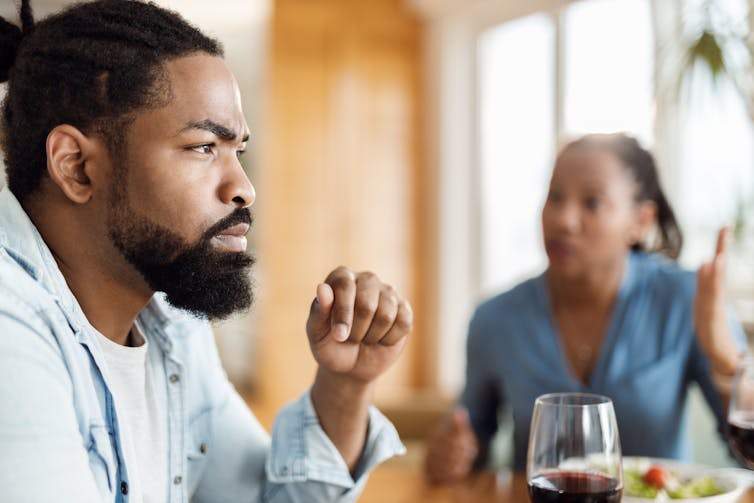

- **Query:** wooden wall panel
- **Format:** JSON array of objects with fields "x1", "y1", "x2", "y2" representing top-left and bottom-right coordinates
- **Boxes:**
[{"x1": 254, "y1": 0, "x2": 426, "y2": 421}]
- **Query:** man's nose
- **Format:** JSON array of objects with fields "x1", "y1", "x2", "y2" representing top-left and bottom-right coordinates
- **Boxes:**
[{"x1": 219, "y1": 155, "x2": 255, "y2": 208}]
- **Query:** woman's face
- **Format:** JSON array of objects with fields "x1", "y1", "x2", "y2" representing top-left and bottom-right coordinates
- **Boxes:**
[{"x1": 541, "y1": 146, "x2": 650, "y2": 279}]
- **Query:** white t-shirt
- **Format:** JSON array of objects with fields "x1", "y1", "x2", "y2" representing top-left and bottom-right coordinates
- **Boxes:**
[{"x1": 95, "y1": 323, "x2": 167, "y2": 503}]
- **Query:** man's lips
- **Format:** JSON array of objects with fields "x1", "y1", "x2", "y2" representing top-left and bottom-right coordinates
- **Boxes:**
[{"x1": 213, "y1": 223, "x2": 250, "y2": 252}]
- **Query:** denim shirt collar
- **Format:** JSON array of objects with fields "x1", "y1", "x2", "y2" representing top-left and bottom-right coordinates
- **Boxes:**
[
  {"x1": 0, "y1": 187, "x2": 175, "y2": 354},
  {"x1": 0, "y1": 188, "x2": 50, "y2": 285}
]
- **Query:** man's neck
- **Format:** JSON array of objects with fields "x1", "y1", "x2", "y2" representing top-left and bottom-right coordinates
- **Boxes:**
[
  {"x1": 26, "y1": 198, "x2": 151, "y2": 346},
  {"x1": 59, "y1": 258, "x2": 150, "y2": 345}
]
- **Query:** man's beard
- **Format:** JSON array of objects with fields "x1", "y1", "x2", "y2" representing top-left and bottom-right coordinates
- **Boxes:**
[{"x1": 105, "y1": 168, "x2": 255, "y2": 320}]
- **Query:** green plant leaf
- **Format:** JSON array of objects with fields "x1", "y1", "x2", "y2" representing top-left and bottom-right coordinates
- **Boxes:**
[{"x1": 676, "y1": 30, "x2": 730, "y2": 100}]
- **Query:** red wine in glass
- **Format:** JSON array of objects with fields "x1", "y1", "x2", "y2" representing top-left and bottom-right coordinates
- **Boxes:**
[
  {"x1": 528, "y1": 472, "x2": 622, "y2": 503},
  {"x1": 527, "y1": 393, "x2": 622, "y2": 503},
  {"x1": 729, "y1": 358, "x2": 754, "y2": 470},
  {"x1": 728, "y1": 411, "x2": 754, "y2": 468}
]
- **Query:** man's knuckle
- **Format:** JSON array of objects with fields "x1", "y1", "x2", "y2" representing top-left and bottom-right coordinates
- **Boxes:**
[
  {"x1": 329, "y1": 266, "x2": 354, "y2": 282},
  {"x1": 354, "y1": 300, "x2": 376, "y2": 317},
  {"x1": 382, "y1": 283, "x2": 397, "y2": 296},
  {"x1": 358, "y1": 271, "x2": 379, "y2": 284},
  {"x1": 396, "y1": 316, "x2": 412, "y2": 332},
  {"x1": 331, "y1": 275, "x2": 354, "y2": 290},
  {"x1": 381, "y1": 290, "x2": 399, "y2": 307},
  {"x1": 374, "y1": 310, "x2": 394, "y2": 326}
]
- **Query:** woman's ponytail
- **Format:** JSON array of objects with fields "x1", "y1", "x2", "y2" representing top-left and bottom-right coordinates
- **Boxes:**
[{"x1": 0, "y1": 0, "x2": 33, "y2": 82}]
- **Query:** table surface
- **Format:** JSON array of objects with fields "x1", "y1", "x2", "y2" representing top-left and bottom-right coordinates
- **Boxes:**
[{"x1": 359, "y1": 463, "x2": 754, "y2": 503}]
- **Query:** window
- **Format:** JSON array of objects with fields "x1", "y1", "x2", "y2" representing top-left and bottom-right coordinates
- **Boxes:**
[
  {"x1": 477, "y1": 14, "x2": 554, "y2": 295},
  {"x1": 563, "y1": 0, "x2": 654, "y2": 143}
]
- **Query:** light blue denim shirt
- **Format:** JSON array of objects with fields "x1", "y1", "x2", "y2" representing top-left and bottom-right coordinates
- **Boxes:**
[{"x1": 0, "y1": 188, "x2": 405, "y2": 502}]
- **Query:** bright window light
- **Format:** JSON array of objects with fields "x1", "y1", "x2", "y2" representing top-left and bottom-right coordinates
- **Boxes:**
[
  {"x1": 477, "y1": 14, "x2": 554, "y2": 296},
  {"x1": 563, "y1": 0, "x2": 654, "y2": 144}
]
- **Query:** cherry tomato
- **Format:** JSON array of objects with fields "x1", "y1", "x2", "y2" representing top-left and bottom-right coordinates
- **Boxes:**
[{"x1": 643, "y1": 465, "x2": 669, "y2": 488}]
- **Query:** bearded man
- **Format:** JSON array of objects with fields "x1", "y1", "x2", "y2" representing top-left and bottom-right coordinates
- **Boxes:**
[{"x1": 0, "y1": 1, "x2": 411, "y2": 501}]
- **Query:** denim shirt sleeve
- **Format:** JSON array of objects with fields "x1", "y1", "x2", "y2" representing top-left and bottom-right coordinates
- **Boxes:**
[
  {"x1": 0, "y1": 293, "x2": 102, "y2": 503},
  {"x1": 192, "y1": 384, "x2": 404, "y2": 503},
  {"x1": 264, "y1": 390, "x2": 406, "y2": 502},
  {"x1": 188, "y1": 322, "x2": 405, "y2": 503}
]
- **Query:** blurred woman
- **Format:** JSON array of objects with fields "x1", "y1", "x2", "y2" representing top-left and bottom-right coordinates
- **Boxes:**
[{"x1": 425, "y1": 133, "x2": 747, "y2": 482}]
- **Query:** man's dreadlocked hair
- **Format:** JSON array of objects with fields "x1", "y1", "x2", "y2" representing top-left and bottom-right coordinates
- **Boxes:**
[{"x1": 0, "y1": 0, "x2": 223, "y2": 202}]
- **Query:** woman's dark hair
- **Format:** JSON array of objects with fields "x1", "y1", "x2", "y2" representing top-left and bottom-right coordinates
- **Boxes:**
[
  {"x1": 0, "y1": 0, "x2": 223, "y2": 202},
  {"x1": 562, "y1": 133, "x2": 683, "y2": 259}
]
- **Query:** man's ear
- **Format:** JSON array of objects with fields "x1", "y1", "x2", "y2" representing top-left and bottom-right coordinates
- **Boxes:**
[
  {"x1": 46, "y1": 125, "x2": 104, "y2": 204},
  {"x1": 630, "y1": 200, "x2": 658, "y2": 245}
]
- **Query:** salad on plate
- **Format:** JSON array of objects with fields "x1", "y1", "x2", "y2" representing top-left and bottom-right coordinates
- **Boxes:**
[
  {"x1": 622, "y1": 457, "x2": 745, "y2": 502},
  {"x1": 624, "y1": 463, "x2": 725, "y2": 499}
]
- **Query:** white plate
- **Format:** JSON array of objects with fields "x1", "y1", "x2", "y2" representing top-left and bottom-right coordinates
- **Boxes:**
[{"x1": 622, "y1": 457, "x2": 754, "y2": 503}]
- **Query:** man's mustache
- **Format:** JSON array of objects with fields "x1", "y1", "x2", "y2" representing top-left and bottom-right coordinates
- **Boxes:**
[{"x1": 201, "y1": 208, "x2": 253, "y2": 243}]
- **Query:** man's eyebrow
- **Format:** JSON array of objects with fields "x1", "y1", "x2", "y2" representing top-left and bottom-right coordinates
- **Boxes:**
[{"x1": 180, "y1": 119, "x2": 250, "y2": 142}]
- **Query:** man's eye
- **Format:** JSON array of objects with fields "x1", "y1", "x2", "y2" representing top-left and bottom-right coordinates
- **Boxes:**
[
  {"x1": 236, "y1": 149, "x2": 246, "y2": 159},
  {"x1": 191, "y1": 144, "x2": 215, "y2": 155}
]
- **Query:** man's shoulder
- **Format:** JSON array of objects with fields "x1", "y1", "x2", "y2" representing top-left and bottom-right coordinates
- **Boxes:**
[
  {"x1": 0, "y1": 247, "x2": 57, "y2": 317},
  {"x1": 0, "y1": 249, "x2": 64, "y2": 345}
]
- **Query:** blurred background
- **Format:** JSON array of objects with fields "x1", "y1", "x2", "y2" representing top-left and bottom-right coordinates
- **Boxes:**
[{"x1": 2, "y1": 0, "x2": 754, "y2": 469}]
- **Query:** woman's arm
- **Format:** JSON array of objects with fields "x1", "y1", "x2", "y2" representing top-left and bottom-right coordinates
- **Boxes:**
[{"x1": 693, "y1": 226, "x2": 747, "y2": 411}]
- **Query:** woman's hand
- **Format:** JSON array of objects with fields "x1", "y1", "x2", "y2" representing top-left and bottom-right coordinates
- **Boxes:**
[
  {"x1": 694, "y1": 226, "x2": 742, "y2": 375},
  {"x1": 424, "y1": 407, "x2": 479, "y2": 484}
]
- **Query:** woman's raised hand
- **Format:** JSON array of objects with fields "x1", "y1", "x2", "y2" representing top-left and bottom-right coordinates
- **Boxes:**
[{"x1": 694, "y1": 226, "x2": 742, "y2": 375}]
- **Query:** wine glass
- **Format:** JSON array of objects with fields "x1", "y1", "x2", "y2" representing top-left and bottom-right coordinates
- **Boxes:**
[
  {"x1": 728, "y1": 356, "x2": 754, "y2": 468},
  {"x1": 527, "y1": 393, "x2": 623, "y2": 503}
]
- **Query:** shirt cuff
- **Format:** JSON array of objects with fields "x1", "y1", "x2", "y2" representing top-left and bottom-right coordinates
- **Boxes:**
[{"x1": 266, "y1": 389, "x2": 406, "y2": 489}]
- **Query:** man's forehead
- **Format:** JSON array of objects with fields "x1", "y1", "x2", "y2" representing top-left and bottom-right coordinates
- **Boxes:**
[{"x1": 157, "y1": 54, "x2": 248, "y2": 140}]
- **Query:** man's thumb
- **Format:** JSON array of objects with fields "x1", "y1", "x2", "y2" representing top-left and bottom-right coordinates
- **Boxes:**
[{"x1": 307, "y1": 283, "x2": 334, "y2": 343}]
